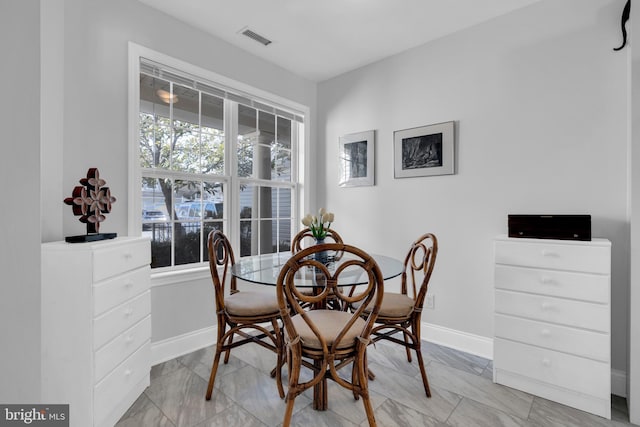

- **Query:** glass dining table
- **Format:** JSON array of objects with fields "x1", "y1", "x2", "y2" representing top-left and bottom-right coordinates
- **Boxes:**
[
  {"x1": 232, "y1": 250, "x2": 404, "y2": 287},
  {"x1": 231, "y1": 250, "x2": 404, "y2": 411}
]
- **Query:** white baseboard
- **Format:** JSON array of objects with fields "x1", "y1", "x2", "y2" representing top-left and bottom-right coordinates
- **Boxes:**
[
  {"x1": 420, "y1": 321, "x2": 493, "y2": 359},
  {"x1": 420, "y1": 321, "x2": 628, "y2": 397},
  {"x1": 612, "y1": 368, "x2": 627, "y2": 398},
  {"x1": 151, "y1": 325, "x2": 217, "y2": 366}
]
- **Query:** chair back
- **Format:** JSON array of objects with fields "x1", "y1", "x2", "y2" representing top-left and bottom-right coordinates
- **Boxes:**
[
  {"x1": 402, "y1": 233, "x2": 438, "y2": 309},
  {"x1": 277, "y1": 243, "x2": 384, "y2": 353},
  {"x1": 291, "y1": 227, "x2": 344, "y2": 253},
  {"x1": 207, "y1": 230, "x2": 237, "y2": 313}
]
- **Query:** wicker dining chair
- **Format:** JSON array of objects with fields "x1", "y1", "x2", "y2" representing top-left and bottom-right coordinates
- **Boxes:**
[
  {"x1": 276, "y1": 243, "x2": 384, "y2": 427},
  {"x1": 356, "y1": 233, "x2": 438, "y2": 397},
  {"x1": 292, "y1": 227, "x2": 348, "y2": 309},
  {"x1": 205, "y1": 230, "x2": 284, "y2": 401},
  {"x1": 291, "y1": 227, "x2": 344, "y2": 253}
]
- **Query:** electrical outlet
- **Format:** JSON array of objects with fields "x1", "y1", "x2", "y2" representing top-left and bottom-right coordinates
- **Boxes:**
[{"x1": 425, "y1": 294, "x2": 435, "y2": 309}]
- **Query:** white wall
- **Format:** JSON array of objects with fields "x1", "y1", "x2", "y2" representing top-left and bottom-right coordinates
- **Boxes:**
[
  {"x1": 57, "y1": 0, "x2": 317, "y2": 239},
  {"x1": 0, "y1": 0, "x2": 42, "y2": 401},
  {"x1": 41, "y1": 0, "x2": 64, "y2": 243},
  {"x1": 41, "y1": 0, "x2": 317, "y2": 343},
  {"x1": 318, "y1": 0, "x2": 629, "y2": 375}
]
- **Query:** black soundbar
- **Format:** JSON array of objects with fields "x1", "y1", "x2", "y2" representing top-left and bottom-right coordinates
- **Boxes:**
[{"x1": 508, "y1": 214, "x2": 591, "y2": 241}]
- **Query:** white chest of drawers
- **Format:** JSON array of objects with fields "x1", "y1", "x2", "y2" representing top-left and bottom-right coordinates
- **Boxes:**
[
  {"x1": 42, "y1": 237, "x2": 151, "y2": 427},
  {"x1": 493, "y1": 235, "x2": 611, "y2": 419}
]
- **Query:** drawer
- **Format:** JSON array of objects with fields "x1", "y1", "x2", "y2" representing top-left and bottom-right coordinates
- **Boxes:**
[
  {"x1": 93, "y1": 266, "x2": 150, "y2": 316},
  {"x1": 494, "y1": 265, "x2": 609, "y2": 303},
  {"x1": 494, "y1": 314, "x2": 609, "y2": 361},
  {"x1": 93, "y1": 238, "x2": 150, "y2": 282},
  {"x1": 94, "y1": 316, "x2": 151, "y2": 383},
  {"x1": 494, "y1": 239, "x2": 610, "y2": 274},
  {"x1": 94, "y1": 291, "x2": 150, "y2": 350},
  {"x1": 494, "y1": 290, "x2": 609, "y2": 332},
  {"x1": 494, "y1": 338, "x2": 610, "y2": 398},
  {"x1": 94, "y1": 342, "x2": 149, "y2": 427}
]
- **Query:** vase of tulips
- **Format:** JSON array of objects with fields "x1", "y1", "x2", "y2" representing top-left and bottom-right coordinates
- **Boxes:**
[{"x1": 301, "y1": 208, "x2": 335, "y2": 264}]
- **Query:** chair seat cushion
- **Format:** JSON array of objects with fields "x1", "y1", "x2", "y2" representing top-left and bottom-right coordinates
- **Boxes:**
[
  {"x1": 378, "y1": 293, "x2": 415, "y2": 318},
  {"x1": 225, "y1": 291, "x2": 280, "y2": 317},
  {"x1": 354, "y1": 292, "x2": 415, "y2": 318},
  {"x1": 290, "y1": 310, "x2": 366, "y2": 350}
]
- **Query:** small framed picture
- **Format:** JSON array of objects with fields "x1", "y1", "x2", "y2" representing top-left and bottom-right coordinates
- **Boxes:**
[
  {"x1": 394, "y1": 121, "x2": 455, "y2": 178},
  {"x1": 339, "y1": 130, "x2": 375, "y2": 187}
]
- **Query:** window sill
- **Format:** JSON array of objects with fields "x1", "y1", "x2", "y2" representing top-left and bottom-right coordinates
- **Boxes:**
[{"x1": 151, "y1": 266, "x2": 211, "y2": 288}]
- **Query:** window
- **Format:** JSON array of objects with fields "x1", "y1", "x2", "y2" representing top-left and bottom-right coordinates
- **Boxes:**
[{"x1": 135, "y1": 55, "x2": 304, "y2": 269}]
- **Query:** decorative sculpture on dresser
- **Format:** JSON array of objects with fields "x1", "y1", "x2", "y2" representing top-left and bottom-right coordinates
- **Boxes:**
[{"x1": 63, "y1": 168, "x2": 117, "y2": 242}]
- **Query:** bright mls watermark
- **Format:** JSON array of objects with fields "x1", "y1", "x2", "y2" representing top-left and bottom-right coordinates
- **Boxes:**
[{"x1": 0, "y1": 405, "x2": 68, "y2": 426}]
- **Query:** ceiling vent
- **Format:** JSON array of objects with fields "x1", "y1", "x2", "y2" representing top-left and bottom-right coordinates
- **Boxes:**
[{"x1": 240, "y1": 27, "x2": 272, "y2": 46}]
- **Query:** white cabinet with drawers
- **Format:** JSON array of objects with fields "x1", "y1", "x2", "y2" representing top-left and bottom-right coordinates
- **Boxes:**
[
  {"x1": 42, "y1": 237, "x2": 151, "y2": 427},
  {"x1": 493, "y1": 235, "x2": 611, "y2": 419}
]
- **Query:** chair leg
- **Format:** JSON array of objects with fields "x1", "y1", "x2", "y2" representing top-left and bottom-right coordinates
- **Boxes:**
[
  {"x1": 223, "y1": 332, "x2": 234, "y2": 364},
  {"x1": 272, "y1": 318, "x2": 285, "y2": 399},
  {"x1": 418, "y1": 350, "x2": 431, "y2": 397},
  {"x1": 275, "y1": 351, "x2": 284, "y2": 399},
  {"x1": 356, "y1": 352, "x2": 377, "y2": 426},
  {"x1": 205, "y1": 347, "x2": 224, "y2": 400},
  {"x1": 353, "y1": 348, "x2": 370, "y2": 400},
  {"x1": 282, "y1": 347, "x2": 300, "y2": 427},
  {"x1": 361, "y1": 394, "x2": 377, "y2": 427},
  {"x1": 415, "y1": 349, "x2": 431, "y2": 398},
  {"x1": 286, "y1": 346, "x2": 292, "y2": 389},
  {"x1": 282, "y1": 397, "x2": 296, "y2": 427},
  {"x1": 352, "y1": 357, "x2": 359, "y2": 401},
  {"x1": 412, "y1": 319, "x2": 431, "y2": 397},
  {"x1": 403, "y1": 330, "x2": 412, "y2": 362},
  {"x1": 206, "y1": 319, "x2": 227, "y2": 400}
]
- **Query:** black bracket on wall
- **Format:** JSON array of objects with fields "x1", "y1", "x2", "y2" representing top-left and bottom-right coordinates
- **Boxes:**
[{"x1": 614, "y1": 0, "x2": 630, "y2": 51}]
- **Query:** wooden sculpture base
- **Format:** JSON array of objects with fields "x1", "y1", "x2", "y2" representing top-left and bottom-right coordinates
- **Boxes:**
[{"x1": 65, "y1": 233, "x2": 117, "y2": 243}]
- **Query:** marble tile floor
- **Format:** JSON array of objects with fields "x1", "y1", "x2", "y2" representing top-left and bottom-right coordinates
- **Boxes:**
[{"x1": 116, "y1": 340, "x2": 635, "y2": 427}]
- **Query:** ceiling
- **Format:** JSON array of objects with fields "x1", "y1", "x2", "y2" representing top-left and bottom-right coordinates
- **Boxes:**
[{"x1": 137, "y1": 0, "x2": 542, "y2": 82}]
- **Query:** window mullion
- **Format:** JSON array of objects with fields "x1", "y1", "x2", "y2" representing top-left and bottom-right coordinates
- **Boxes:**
[
  {"x1": 198, "y1": 91, "x2": 204, "y2": 264},
  {"x1": 227, "y1": 101, "x2": 240, "y2": 250},
  {"x1": 169, "y1": 82, "x2": 175, "y2": 267},
  {"x1": 253, "y1": 111, "x2": 260, "y2": 254}
]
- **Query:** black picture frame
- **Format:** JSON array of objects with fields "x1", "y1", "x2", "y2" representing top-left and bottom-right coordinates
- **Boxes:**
[
  {"x1": 394, "y1": 121, "x2": 455, "y2": 178},
  {"x1": 339, "y1": 130, "x2": 375, "y2": 187}
]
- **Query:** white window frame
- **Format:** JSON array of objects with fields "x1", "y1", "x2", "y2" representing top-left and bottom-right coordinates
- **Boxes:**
[{"x1": 128, "y1": 43, "x2": 310, "y2": 279}]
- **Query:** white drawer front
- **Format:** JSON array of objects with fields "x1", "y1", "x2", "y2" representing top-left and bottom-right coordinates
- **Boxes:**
[
  {"x1": 494, "y1": 290, "x2": 609, "y2": 332},
  {"x1": 94, "y1": 291, "x2": 150, "y2": 350},
  {"x1": 94, "y1": 316, "x2": 151, "y2": 383},
  {"x1": 494, "y1": 265, "x2": 609, "y2": 303},
  {"x1": 494, "y1": 338, "x2": 610, "y2": 398},
  {"x1": 494, "y1": 314, "x2": 609, "y2": 361},
  {"x1": 94, "y1": 342, "x2": 150, "y2": 427},
  {"x1": 495, "y1": 240, "x2": 610, "y2": 274},
  {"x1": 93, "y1": 266, "x2": 150, "y2": 316},
  {"x1": 93, "y1": 239, "x2": 150, "y2": 282}
]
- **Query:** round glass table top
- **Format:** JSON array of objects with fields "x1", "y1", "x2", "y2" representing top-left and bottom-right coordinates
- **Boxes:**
[{"x1": 232, "y1": 251, "x2": 404, "y2": 287}]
